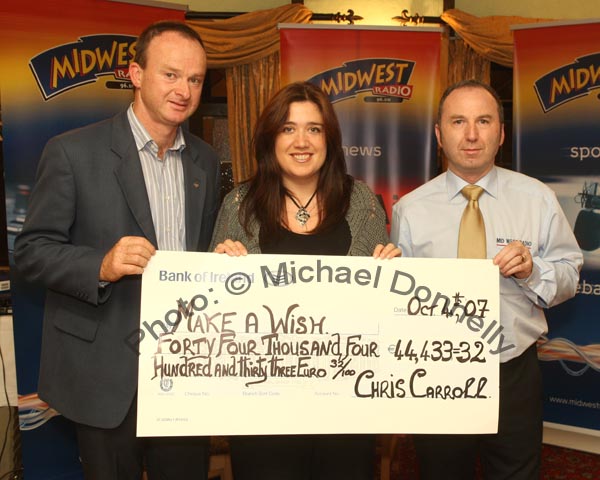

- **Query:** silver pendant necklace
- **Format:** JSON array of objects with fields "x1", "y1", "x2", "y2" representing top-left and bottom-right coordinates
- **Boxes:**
[{"x1": 286, "y1": 190, "x2": 317, "y2": 227}]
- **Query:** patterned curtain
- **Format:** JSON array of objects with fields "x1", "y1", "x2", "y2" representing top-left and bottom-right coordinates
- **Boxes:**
[
  {"x1": 448, "y1": 37, "x2": 490, "y2": 86},
  {"x1": 225, "y1": 52, "x2": 280, "y2": 183},
  {"x1": 187, "y1": 4, "x2": 312, "y2": 183},
  {"x1": 441, "y1": 8, "x2": 551, "y2": 68}
]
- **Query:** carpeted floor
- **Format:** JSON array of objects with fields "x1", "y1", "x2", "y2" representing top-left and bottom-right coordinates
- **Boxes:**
[
  {"x1": 538, "y1": 444, "x2": 600, "y2": 479},
  {"x1": 384, "y1": 435, "x2": 600, "y2": 479}
]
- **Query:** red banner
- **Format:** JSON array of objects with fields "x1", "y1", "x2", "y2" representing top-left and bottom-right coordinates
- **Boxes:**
[
  {"x1": 513, "y1": 20, "x2": 600, "y2": 440},
  {"x1": 280, "y1": 25, "x2": 445, "y2": 224}
]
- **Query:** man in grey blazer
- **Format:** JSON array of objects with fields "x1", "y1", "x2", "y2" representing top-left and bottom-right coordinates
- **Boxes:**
[{"x1": 14, "y1": 21, "x2": 220, "y2": 479}]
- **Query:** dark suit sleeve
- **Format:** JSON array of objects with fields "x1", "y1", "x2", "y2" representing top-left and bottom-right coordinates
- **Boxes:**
[
  {"x1": 201, "y1": 147, "x2": 221, "y2": 250},
  {"x1": 184, "y1": 136, "x2": 222, "y2": 252},
  {"x1": 14, "y1": 135, "x2": 106, "y2": 306},
  {"x1": 14, "y1": 114, "x2": 156, "y2": 428}
]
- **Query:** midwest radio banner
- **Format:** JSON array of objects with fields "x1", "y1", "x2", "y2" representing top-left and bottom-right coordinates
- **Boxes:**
[
  {"x1": 279, "y1": 25, "x2": 445, "y2": 225},
  {"x1": 513, "y1": 20, "x2": 600, "y2": 435},
  {"x1": 0, "y1": 1, "x2": 185, "y2": 477}
]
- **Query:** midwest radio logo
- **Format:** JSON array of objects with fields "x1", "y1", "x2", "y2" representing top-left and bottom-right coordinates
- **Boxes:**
[
  {"x1": 308, "y1": 58, "x2": 415, "y2": 104},
  {"x1": 29, "y1": 34, "x2": 137, "y2": 100},
  {"x1": 534, "y1": 52, "x2": 600, "y2": 112}
]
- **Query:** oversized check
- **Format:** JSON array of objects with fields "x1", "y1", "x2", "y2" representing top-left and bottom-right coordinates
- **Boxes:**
[{"x1": 137, "y1": 251, "x2": 503, "y2": 436}]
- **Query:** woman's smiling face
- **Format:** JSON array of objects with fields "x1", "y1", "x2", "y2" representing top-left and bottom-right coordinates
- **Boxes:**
[{"x1": 275, "y1": 101, "x2": 327, "y2": 188}]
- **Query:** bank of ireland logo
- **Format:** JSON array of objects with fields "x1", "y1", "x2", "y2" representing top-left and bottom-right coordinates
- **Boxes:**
[
  {"x1": 534, "y1": 52, "x2": 600, "y2": 112},
  {"x1": 160, "y1": 376, "x2": 173, "y2": 392},
  {"x1": 29, "y1": 34, "x2": 137, "y2": 100},
  {"x1": 308, "y1": 58, "x2": 416, "y2": 104}
]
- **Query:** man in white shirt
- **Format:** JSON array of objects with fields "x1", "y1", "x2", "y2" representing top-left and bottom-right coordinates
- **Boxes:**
[{"x1": 391, "y1": 79, "x2": 582, "y2": 480}]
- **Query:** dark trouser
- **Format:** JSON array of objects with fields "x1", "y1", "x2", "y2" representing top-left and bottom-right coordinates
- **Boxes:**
[
  {"x1": 413, "y1": 344, "x2": 543, "y2": 480},
  {"x1": 75, "y1": 399, "x2": 209, "y2": 480},
  {"x1": 229, "y1": 434, "x2": 376, "y2": 480}
]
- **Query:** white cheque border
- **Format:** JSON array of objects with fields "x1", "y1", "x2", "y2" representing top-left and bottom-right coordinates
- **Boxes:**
[{"x1": 137, "y1": 252, "x2": 501, "y2": 436}]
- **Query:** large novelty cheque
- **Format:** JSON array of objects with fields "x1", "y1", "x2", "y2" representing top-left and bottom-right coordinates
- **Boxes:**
[{"x1": 137, "y1": 252, "x2": 503, "y2": 436}]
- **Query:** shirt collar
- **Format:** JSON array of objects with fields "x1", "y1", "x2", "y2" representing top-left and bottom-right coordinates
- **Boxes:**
[
  {"x1": 127, "y1": 104, "x2": 186, "y2": 153},
  {"x1": 446, "y1": 166, "x2": 498, "y2": 201}
]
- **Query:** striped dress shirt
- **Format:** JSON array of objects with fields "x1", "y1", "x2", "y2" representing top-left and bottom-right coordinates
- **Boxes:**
[{"x1": 127, "y1": 105, "x2": 186, "y2": 251}]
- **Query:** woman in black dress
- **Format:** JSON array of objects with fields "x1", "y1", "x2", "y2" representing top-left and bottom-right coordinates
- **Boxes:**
[{"x1": 211, "y1": 81, "x2": 401, "y2": 480}]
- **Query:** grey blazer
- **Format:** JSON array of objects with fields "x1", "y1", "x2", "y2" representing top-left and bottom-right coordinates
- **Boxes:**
[{"x1": 14, "y1": 111, "x2": 221, "y2": 428}]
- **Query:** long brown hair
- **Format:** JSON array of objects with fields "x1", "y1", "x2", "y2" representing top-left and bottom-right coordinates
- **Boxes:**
[{"x1": 240, "y1": 81, "x2": 353, "y2": 240}]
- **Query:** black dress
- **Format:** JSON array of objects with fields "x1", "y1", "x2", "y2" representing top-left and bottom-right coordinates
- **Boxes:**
[{"x1": 228, "y1": 220, "x2": 376, "y2": 480}]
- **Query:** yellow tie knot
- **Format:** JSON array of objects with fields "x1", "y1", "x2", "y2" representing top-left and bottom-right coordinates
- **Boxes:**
[{"x1": 461, "y1": 184, "x2": 484, "y2": 202}]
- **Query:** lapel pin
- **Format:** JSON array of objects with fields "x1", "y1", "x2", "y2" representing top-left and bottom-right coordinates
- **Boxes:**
[{"x1": 193, "y1": 180, "x2": 200, "y2": 189}]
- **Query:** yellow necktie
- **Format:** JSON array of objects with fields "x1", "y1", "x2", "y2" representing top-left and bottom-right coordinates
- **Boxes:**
[{"x1": 458, "y1": 185, "x2": 486, "y2": 259}]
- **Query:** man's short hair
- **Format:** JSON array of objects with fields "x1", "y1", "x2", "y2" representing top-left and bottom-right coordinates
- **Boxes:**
[
  {"x1": 437, "y1": 79, "x2": 504, "y2": 124},
  {"x1": 133, "y1": 20, "x2": 205, "y2": 68}
]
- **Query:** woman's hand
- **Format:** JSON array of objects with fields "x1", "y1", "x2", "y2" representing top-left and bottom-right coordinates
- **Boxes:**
[
  {"x1": 213, "y1": 239, "x2": 248, "y2": 256},
  {"x1": 372, "y1": 243, "x2": 402, "y2": 259}
]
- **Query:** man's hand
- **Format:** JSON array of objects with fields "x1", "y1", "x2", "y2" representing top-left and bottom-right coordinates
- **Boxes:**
[
  {"x1": 100, "y1": 236, "x2": 156, "y2": 282},
  {"x1": 493, "y1": 241, "x2": 532, "y2": 279}
]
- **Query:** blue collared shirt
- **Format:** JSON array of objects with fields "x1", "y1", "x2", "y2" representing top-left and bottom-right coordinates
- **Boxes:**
[{"x1": 391, "y1": 166, "x2": 583, "y2": 362}]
